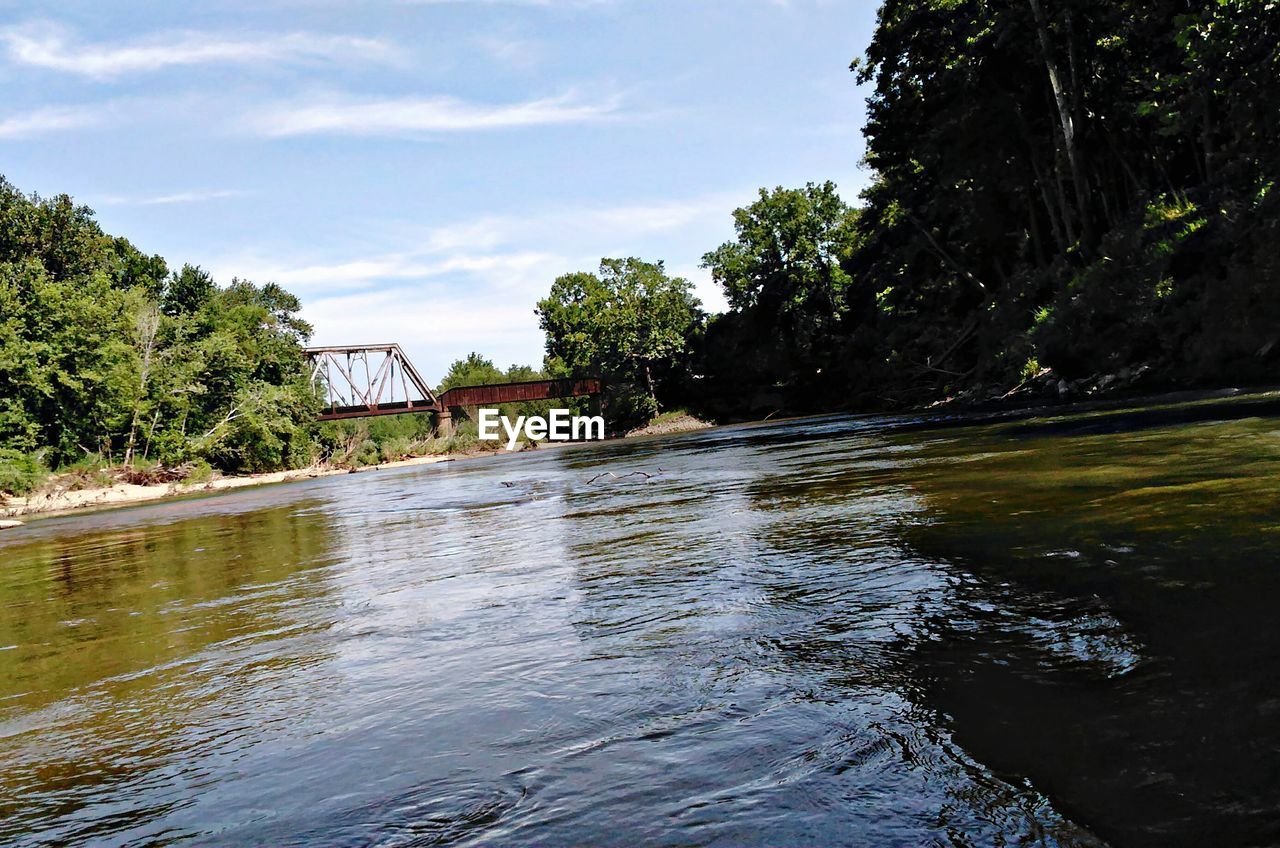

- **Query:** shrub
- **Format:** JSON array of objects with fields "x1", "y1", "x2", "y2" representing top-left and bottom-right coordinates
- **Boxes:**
[
  {"x1": 380, "y1": 436, "x2": 413, "y2": 463},
  {"x1": 0, "y1": 448, "x2": 48, "y2": 496},
  {"x1": 184, "y1": 459, "x2": 215, "y2": 484}
]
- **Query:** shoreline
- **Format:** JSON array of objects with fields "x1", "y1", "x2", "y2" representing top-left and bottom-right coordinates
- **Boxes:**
[
  {"x1": 7, "y1": 387, "x2": 1271, "y2": 526},
  {"x1": 0, "y1": 454, "x2": 459, "y2": 523},
  {"x1": 0, "y1": 412, "x2": 717, "y2": 525}
]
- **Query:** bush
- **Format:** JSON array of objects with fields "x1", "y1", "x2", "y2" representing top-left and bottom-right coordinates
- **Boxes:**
[
  {"x1": 354, "y1": 438, "x2": 380, "y2": 467},
  {"x1": 445, "y1": 421, "x2": 479, "y2": 452},
  {"x1": 380, "y1": 436, "x2": 413, "y2": 462},
  {"x1": 184, "y1": 459, "x2": 215, "y2": 484},
  {"x1": 0, "y1": 448, "x2": 48, "y2": 496},
  {"x1": 55, "y1": 453, "x2": 114, "y2": 491}
]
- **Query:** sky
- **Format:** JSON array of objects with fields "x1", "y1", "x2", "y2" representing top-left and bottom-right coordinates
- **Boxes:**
[{"x1": 1, "y1": 0, "x2": 878, "y2": 382}]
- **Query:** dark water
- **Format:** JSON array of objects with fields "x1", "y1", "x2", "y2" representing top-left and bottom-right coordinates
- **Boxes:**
[{"x1": 2, "y1": 394, "x2": 1279, "y2": 847}]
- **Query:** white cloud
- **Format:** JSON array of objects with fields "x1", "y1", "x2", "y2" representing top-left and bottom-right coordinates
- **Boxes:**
[
  {"x1": 207, "y1": 191, "x2": 741, "y2": 376},
  {"x1": 475, "y1": 35, "x2": 544, "y2": 70},
  {"x1": 305, "y1": 289, "x2": 549, "y2": 382},
  {"x1": 218, "y1": 194, "x2": 737, "y2": 290},
  {"x1": 95, "y1": 189, "x2": 252, "y2": 206},
  {"x1": 224, "y1": 250, "x2": 557, "y2": 291},
  {"x1": 0, "y1": 22, "x2": 395, "y2": 79},
  {"x1": 247, "y1": 90, "x2": 621, "y2": 137},
  {"x1": 666, "y1": 262, "x2": 727, "y2": 315},
  {"x1": 0, "y1": 104, "x2": 101, "y2": 138}
]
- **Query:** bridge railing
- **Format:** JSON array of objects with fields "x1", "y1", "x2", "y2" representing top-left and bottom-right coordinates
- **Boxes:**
[{"x1": 437, "y1": 377, "x2": 602, "y2": 409}]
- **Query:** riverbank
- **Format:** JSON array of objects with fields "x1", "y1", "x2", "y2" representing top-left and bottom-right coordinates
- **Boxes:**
[
  {"x1": 625, "y1": 411, "x2": 715, "y2": 438},
  {"x1": 0, "y1": 455, "x2": 457, "y2": 522},
  {"x1": 3, "y1": 386, "x2": 1265, "y2": 525},
  {"x1": 0, "y1": 410, "x2": 720, "y2": 524}
]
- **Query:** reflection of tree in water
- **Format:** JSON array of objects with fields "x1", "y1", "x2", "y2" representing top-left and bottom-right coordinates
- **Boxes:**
[
  {"x1": 894, "y1": 415, "x2": 1280, "y2": 846},
  {"x1": 0, "y1": 501, "x2": 343, "y2": 844}
]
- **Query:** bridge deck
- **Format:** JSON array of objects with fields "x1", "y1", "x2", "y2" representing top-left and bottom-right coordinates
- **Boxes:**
[
  {"x1": 314, "y1": 378, "x2": 602, "y2": 422},
  {"x1": 437, "y1": 378, "x2": 601, "y2": 409}
]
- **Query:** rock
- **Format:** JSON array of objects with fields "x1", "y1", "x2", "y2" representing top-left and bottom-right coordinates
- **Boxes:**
[{"x1": 0, "y1": 519, "x2": 23, "y2": 530}]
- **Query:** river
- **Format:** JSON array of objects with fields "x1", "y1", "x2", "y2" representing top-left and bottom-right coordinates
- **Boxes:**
[{"x1": 2, "y1": 393, "x2": 1279, "y2": 846}]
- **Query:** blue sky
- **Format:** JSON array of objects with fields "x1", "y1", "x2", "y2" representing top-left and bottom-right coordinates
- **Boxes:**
[{"x1": 2, "y1": 0, "x2": 876, "y2": 381}]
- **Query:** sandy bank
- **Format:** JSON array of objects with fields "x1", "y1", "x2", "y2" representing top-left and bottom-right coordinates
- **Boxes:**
[
  {"x1": 625, "y1": 413, "x2": 715, "y2": 438},
  {"x1": 0, "y1": 455, "x2": 454, "y2": 521},
  {"x1": 0, "y1": 417, "x2": 723, "y2": 524}
]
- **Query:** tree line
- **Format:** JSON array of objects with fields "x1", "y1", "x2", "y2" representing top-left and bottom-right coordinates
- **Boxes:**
[
  {"x1": 3, "y1": 0, "x2": 1277, "y2": 491},
  {"x1": 538, "y1": 0, "x2": 1279, "y2": 421},
  {"x1": 0, "y1": 179, "x2": 321, "y2": 493}
]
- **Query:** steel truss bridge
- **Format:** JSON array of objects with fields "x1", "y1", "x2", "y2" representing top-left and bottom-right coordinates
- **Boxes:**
[{"x1": 305, "y1": 344, "x2": 601, "y2": 433}]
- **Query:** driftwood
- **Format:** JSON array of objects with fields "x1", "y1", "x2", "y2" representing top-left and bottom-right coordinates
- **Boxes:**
[{"x1": 586, "y1": 470, "x2": 661, "y2": 485}]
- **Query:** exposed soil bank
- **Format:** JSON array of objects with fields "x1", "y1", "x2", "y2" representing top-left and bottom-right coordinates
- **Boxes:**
[
  {"x1": 625, "y1": 413, "x2": 715, "y2": 438},
  {"x1": 0, "y1": 456, "x2": 453, "y2": 521}
]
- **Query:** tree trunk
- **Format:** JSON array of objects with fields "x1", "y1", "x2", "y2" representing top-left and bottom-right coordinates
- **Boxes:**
[
  {"x1": 1028, "y1": 0, "x2": 1093, "y2": 247},
  {"x1": 124, "y1": 307, "x2": 160, "y2": 467}
]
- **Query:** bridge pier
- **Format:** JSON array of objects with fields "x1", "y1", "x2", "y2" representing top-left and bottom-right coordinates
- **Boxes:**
[
  {"x1": 434, "y1": 407, "x2": 455, "y2": 438},
  {"x1": 436, "y1": 405, "x2": 483, "y2": 439}
]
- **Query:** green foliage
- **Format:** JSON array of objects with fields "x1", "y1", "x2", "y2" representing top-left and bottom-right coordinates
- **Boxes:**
[
  {"x1": 698, "y1": 183, "x2": 860, "y2": 398},
  {"x1": 0, "y1": 448, "x2": 47, "y2": 496},
  {"x1": 832, "y1": 0, "x2": 1280, "y2": 397},
  {"x1": 677, "y1": 0, "x2": 1280, "y2": 415},
  {"x1": 438, "y1": 352, "x2": 507, "y2": 392},
  {"x1": 185, "y1": 459, "x2": 215, "y2": 485},
  {"x1": 537, "y1": 258, "x2": 702, "y2": 426},
  {"x1": 0, "y1": 176, "x2": 319, "y2": 476}
]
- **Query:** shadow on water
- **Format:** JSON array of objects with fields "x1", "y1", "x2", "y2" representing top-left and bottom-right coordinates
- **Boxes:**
[{"x1": 887, "y1": 409, "x2": 1280, "y2": 846}]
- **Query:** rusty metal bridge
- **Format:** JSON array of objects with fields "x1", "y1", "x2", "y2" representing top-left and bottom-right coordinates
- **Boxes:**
[{"x1": 305, "y1": 344, "x2": 601, "y2": 434}]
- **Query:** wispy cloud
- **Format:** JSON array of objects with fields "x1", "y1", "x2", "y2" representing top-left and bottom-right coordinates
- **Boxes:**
[
  {"x1": 475, "y1": 35, "x2": 544, "y2": 70},
  {"x1": 95, "y1": 189, "x2": 253, "y2": 206},
  {"x1": 0, "y1": 104, "x2": 101, "y2": 139},
  {"x1": 208, "y1": 191, "x2": 740, "y2": 375},
  {"x1": 227, "y1": 251, "x2": 556, "y2": 291},
  {"x1": 248, "y1": 90, "x2": 622, "y2": 137},
  {"x1": 0, "y1": 22, "x2": 396, "y2": 79}
]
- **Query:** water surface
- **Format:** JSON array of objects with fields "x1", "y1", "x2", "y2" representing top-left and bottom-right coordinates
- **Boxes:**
[{"x1": 2, "y1": 395, "x2": 1279, "y2": 846}]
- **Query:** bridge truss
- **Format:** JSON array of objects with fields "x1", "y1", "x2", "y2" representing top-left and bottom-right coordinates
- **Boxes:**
[
  {"x1": 306, "y1": 344, "x2": 439, "y2": 421},
  {"x1": 305, "y1": 343, "x2": 602, "y2": 431}
]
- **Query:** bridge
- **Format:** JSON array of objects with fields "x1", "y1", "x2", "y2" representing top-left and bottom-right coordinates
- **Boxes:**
[{"x1": 305, "y1": 344, "x2": 601, "y2": 435}]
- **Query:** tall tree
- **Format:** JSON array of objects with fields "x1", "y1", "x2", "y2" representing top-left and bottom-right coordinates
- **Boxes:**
[
  {"x1": 701, "y1": 182, "x2": 859, "y2": 386},
  {"x1": 537, "y1": 258, "x2": 703, "y2": 420}
]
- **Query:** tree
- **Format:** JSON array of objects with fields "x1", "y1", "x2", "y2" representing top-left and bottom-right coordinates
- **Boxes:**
[
  {"x1": 0, "y1": 175, "x2": 321, "y2": 483},
  {"x1": 701, "y1": 183, "x2": 859, "y2": 387},
  {"x1": 162, "y1": 265, "x2": 215, "y2": 316},
  {"x1": 437, "y1": 353, "x2": 507, "y2": 393},
  {"x1": 537, "y1": 258, "x2": 703, "y2": 421}
]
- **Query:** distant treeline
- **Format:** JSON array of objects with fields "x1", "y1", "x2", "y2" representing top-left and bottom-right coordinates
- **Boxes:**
[{"x1": 4, "y1": 0, "x2": 1278, "y2": 490}]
